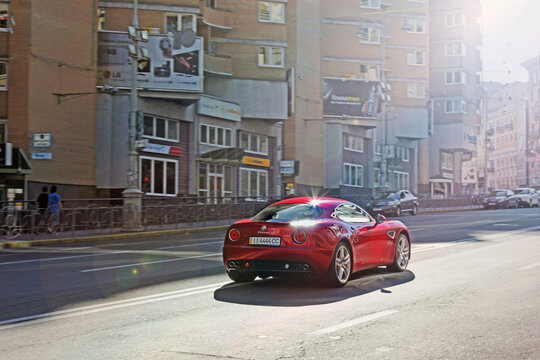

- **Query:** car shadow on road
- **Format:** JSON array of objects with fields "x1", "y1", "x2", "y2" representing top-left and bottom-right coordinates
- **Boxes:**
[{"x1": 214, "y1": 268, "x2": 415, "y2": 307}]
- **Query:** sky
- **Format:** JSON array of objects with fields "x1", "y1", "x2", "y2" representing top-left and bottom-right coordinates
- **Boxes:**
[{"x1": 482, "y1": 0, "x2": 540, "y2": 84}]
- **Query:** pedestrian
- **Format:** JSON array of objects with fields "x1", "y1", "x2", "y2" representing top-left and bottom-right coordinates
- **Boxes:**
[
  {"x1": 35, "y1": 185, "x2": 48, "y2": 232},
  {"x1": 47, "y1": 185, "x2": 62, "y2": 234}
]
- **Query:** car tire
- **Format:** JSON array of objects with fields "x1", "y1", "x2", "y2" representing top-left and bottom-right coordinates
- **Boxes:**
[
  {"x1": 324, "y1": 241, "x2": 352, "y2": 287},
  {"x1": 227, "y1": 269, "x2": 256, "y2": 283},
  {"x1": 387, "y1": 233, "x2": 410, "y2": 272},
  {"x1": 395, "y1": 206, "x2": 401, "y2": 217},
  {"x1": 412, "y1": 205, "x2": 418, "y2": 215}
]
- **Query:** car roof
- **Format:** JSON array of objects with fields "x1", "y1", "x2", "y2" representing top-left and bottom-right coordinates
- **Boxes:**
[{"x1": 272, "y1": 196, "x2": 348, "y2": 208}]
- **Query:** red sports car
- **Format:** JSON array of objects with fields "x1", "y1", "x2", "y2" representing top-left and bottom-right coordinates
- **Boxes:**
[{"x1": 223, "y1": 197, "x2": 411, "y2": 287}]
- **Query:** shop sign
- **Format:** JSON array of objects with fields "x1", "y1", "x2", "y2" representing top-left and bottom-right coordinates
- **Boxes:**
[
  {"x1": 463, "y1": 133, "x2": 477, "y2": 145},
  {"x1": 442, "y1": 172, "x2": 454, "y2": 180},
  {"x1": 97, "y1": 31, "x2": 203, "y2": 92},
  {"x1": 323, "y1": 78, "x2": 381, "y2": 118},
  {"x1": 33, "y1": 133, "x2": 52, "y2": 148},
  {"x1": 142, "y1": 143, "x2": 183, "y2": 156},
  {"x1": 242, "y1": 156, "x2": 270, "y2": 167},
  {"x1": 198, "y1": 96, "x2": 241, "y2": 122},
  {"x1": 31, "y1": 152, "x2": 53, "y2": 160},
  {"x1": 280, "y1": 160, "x2": 295, "y2": 175}
]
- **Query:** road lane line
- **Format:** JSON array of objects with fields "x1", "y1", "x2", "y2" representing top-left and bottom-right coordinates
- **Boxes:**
[
  {"x1": 0, "y1": 282, "x2": 229, "y2": 329},
  {"x1": 309, "y1": 310, "x2": 398, "y2": 335},
  {"x1": 0, "y1": 251, "x2": 130, "y2": 266},
  {"x1": 80, "y1": 252, "x2": 222, "y2": 272},
  {"x1": 158, "y1": 240, "x2": 223, "y2": 250},
  {"x1": 520, "y1": 261, "x2": 540, "y2": 270}
]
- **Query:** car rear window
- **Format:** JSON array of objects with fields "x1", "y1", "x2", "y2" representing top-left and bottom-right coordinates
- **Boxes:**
[{"x1": 252, "y1": 203, "x2": 323, "y2": 222}]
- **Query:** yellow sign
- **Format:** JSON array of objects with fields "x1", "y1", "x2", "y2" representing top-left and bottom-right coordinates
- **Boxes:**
[{"x1": 242, "y1": 156, "x2": 270, "y2": 167}]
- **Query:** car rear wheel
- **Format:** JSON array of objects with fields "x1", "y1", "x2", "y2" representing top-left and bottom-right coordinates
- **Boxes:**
[
  {"x1": 227, "y1": 269, "x2": 256, "y2": 283},
  {"x1": 325, "y1": 241, "x2": 352, "y2": 287},
  {"x1": 387, "y1": 234, "x2": 410, "y2": 272},
  {"x1": 395, "y1": 206, "x2": 401, "y2": 217},
  {"x1": 412, "y1": 205, "x2": 418, "y2": 215}
]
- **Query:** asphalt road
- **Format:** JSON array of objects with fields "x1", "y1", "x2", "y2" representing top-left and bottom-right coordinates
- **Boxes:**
[{"x1": 0, "y1": 207, "x2": 539, "y2": 359}]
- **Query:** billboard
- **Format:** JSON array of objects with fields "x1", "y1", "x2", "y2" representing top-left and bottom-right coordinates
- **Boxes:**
[
  {"x1": 97, "y1": 31, "x2": 203, "y2": 92},
  {"x1": 323, "y1": 78, "x2": 380, "y2": 118}
]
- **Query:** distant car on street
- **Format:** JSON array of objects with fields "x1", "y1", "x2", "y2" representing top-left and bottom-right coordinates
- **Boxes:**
[
  {"x1": 222, "y1": 197, "x2": 411, "y2": 287},
  {"x1": 365, "y1": 190, "x2": 419, "y2": 217},
  {"x1": 483, "y1": 189, "x2": 518, "y2": 209},
  {"x1": 509, "y1": 188, "x2": 539, "y2": 208}
]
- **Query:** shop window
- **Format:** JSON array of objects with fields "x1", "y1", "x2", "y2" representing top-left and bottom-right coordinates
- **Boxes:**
[
  {"x1": 258, "y1": 46, "x2": 284, "y2": 67},
  {"x1": 239, "y1": 168, "x2": 268, "y2": 200},
  {"x1": 198, "y1": 163, "x2": 234, "y2": 199},
  {"x1": 200, "y1": 124, "x2": 232, "y2": 147},
  {"x1": 344, "y1": 134, "x2": 364, "y2": 152},
  {"x1": 143, "y1": 115, "x2": 179, "y2": 141},
  {"x1": 258, "y1": 1, "x2": 284, "y2": 23},
  {"x1": 344, "y1": 163, "x2": 363, "y2": 187},
  {"x1": 140, "y1": 157, "x2": 178, "y2": 196},
  {"x1": 240, "y1": 132, "x2": 268, "y2": 155}
]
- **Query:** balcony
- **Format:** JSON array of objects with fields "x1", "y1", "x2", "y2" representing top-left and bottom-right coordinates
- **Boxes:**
[
  {"x1": 201, "y1": 6, "x2": 233, "y2": 30},
  {"x1": 204, "y1": 53, "x2": 233, "y2": 76}
]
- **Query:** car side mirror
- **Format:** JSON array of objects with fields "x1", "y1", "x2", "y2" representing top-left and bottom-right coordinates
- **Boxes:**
[{"x1": 376, "y1": 214, "x2": 386, "y2": 224}]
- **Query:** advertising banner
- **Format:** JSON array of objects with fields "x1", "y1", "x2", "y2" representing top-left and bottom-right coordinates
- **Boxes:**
[
  {"x1": 97, "y1": 31, "x2": 203, "y2": 92},
  {"x1": 323, "y1": 78, "x2": 380, "y2": 118},
  {"x1": 198, "y1": 95, "x2": 241, "y2": 122}
]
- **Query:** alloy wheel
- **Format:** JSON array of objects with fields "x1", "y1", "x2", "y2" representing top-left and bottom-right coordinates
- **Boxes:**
[
  {"x1": 334, "y1": 245, "x2": 351, "y2": 284},
  {"x1": 396, "y1": 235, "x2": 410, "y2": 270}
]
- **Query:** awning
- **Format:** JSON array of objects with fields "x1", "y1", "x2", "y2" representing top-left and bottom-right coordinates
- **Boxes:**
[
  {"x1": 197, "y1": 148, "x2": 245, "y2": 165},
  {"x1": 0, "y1": 148, "x2": 33, "y2": 174},
  {"x1": 138, "y1": 91, "x2": 200, "y2": 106}
]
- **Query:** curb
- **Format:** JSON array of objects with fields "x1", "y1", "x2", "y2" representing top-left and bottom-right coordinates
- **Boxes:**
[{"x1": 0, "y1": 225, "x2": 230, "y2": 249}]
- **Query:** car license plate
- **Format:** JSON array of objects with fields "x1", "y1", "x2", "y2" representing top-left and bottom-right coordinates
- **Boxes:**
[
  {"x1": 249, "y1": 237, "x2": 281, "y2": 247},
  {"x1": 373, "y1": 208, "x2": 383, "y2": 211}
]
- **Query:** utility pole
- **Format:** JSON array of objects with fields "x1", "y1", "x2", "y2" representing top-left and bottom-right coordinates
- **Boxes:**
[{"x1": 122, "y1": 0, "x2": 144, "y2": 232}]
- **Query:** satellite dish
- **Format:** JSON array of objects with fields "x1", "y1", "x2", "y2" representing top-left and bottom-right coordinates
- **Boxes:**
[{"x1": 180, "y1": 30, "x2": 196, "y2": 48}]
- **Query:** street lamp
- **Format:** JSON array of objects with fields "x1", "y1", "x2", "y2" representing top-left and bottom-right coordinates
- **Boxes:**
[{"x1": 122, "y1": 0, "x2": 148, "y2": 232}]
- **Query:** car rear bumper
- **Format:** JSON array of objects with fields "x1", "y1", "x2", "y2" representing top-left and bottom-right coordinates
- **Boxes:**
[{"x1": 223, "y1": 245, "x2": 334, "y2": 275}]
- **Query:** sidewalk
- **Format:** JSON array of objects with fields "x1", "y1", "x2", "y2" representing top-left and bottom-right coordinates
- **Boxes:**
[{"x1": 0, "y1": 206, "x2": 483, "y2": 249}]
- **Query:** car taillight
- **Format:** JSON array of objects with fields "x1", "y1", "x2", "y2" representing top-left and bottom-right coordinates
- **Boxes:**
[
  {"x1": 292, "y1": 229, "x2": 307, "y2": 244},
  {"x1": 228, "y1": 228, "x2": 240, "y2": 241}
]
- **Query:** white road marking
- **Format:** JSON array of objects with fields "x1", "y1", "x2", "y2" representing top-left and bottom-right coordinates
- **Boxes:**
[
  {"x1": 0, "y1": 251, "x2": 129, "y2": 266},
  {"x1": 158, "y1": 240, "x2": 223, "y2": 250},
  {"x1": 520, "y1": 261, "x2": 540, "y2": 271},
  {"x1": 493, "y1": 223, "x2": 519, "y2": 227},
  {"x1": 309, "y1": 310, "x2": 398, "y2": 335},
  {"x1": 80, "y1": 252, "x2": 222, "y2": 273},
  {"x1": 0, "y1": 282, "x2": 228, "y2": 329}
]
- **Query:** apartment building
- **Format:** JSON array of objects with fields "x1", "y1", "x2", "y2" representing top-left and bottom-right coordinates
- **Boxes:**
[
  {"x1": 522, "y1": 55, "x2": 540, "y2": 187},
  {"x1": 428, "y1": 0, "x2": 483, "y2": 196}
]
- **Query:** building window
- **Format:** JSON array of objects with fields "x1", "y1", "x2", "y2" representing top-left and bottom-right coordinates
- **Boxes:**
[
  {"x1": 97, "y1": 8, "x2": 106, "y2": 30},
  {"x1": 344, "y1": 163, "x2": 364, "y2": 187},
  {"x1": 258, "y1": 46, "x2": 284, "y2": 67},
  {"x1": 0, "y1": 4, "x2": 8, "y2": 29},
  {"x1": 407, "y1": 51, "x2": 425, "y2": 66},
  {"x1": 357, "y1": 27, "x2": 381, "y2": 44},
  {"x1": 344, "y1": 134, "x2": 364, "y2": 152},
  {"x1": 396, "y1": 146, "x2": 409, "y2": 162},
  {"x1": 0, "y1": 62, "x2": 7, "y2": 90},
  {"x1": 407, "y1": 83, "x2": 426, "y2": 99},
  {"x1": 445, "y1": 71, "x2": 467, "y2": 85},
  {"x1": 404, "y1": 19, "x2": 425, "y2": 34},
  {"x1": 240, "y1": 168, "x2": 268, "y2": 199},
  {"x1": 441, "y1": 152, "x2": 453, "y2": 170},
  {"x1": 240, "y1": 132, "x2": 268, "y2": 155},
  {"x1": 360, "y1": 0, "x2": 381, "y2": 9},
  {"x1": 375, "y1": 143, "x2": 383, "y2": 155},
  {"x1": 200, "y1": 124, "x2": 232, "y2": 147},
  {"x1": 258, "y1": 1, "x2": 285, "y2": 23},
  {"x1": 393, "y1": 171, "x2": 409, "y2": 190},
  {"x1": 143, "y1": 115, "x2": 179, "y2": 142},
  {"x1": 359, "y1": 64, "x2": 380, "y2": 80},
  {"x1": 165, "y1": 13, "x2": 196, "y2": 35},
  {"x1": 445, "y1": 43, "x2": 467, "y2": 57},
  {"x1": 373, "y1": 168, "x2": 380, "y2": 187},
  {"x1": 445, "y1": 99, "x2": 467, "y2": 114},
  {"x1": 141, "y1": 157, "x2": 178, "y2": 196},
  {"x1": 198, "y1": 163, "x2": 233, "y2": 199},
  {"x1": 445, "y1": 13, "x2": 466, "y2": 27}
]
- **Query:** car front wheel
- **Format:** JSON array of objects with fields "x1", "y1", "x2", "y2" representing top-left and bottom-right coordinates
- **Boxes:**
[
  {"x1": 387, "y1": 234, "x2": 410, "y2": 272},
  {"x1": 325, "y1": 241, "x2": 352, "y2": 287}
]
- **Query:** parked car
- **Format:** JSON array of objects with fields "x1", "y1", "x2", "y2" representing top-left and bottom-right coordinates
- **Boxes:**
[
  {"x1": 222, "y1": 197, "x2": 411, "y2": 287},
  {"x1": 483, "y1": 189, "x2": 518, "y2": 209},
  {"x1": 509, "y1": 188, "x2": 539, "y2": 208},
  {"x1": 365, "y1": 190, "x2": 419, "y2": 217}
]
